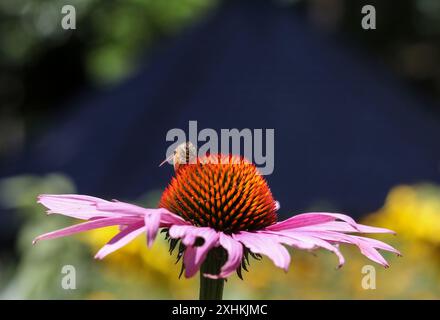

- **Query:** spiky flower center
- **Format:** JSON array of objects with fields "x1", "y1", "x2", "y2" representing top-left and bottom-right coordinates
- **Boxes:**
[{"x1": 159, "y1": 154, "x2": 277, "y2": 233}]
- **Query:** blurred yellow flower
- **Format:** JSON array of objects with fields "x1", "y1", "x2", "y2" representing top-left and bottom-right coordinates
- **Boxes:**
[
  {"x1": 368, "y1": 184, "x2": 440, "y2": 245},
  {"x1": 82, "y1": 226, "x2": 197, "y2": 299}
]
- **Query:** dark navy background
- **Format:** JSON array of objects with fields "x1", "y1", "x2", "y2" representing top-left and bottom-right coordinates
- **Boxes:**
[{"x1": 1, "y1": 0, "x2": 439, "y2": 223}]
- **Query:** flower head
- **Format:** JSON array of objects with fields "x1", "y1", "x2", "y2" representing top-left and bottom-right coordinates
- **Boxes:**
[
  {"x1": 160, "y1": 154, "x2": 277, "y2": 232},
  {"x1": 34, "y1": 154, "x2": 400, "y2": 280}
]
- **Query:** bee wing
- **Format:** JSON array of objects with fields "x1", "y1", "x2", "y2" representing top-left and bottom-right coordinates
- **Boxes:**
[{"x1": 159, "y1": 153, "x2": 174, "y2": 167}]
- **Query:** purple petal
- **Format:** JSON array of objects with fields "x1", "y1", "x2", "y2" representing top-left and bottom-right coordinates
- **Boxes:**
[
  {"x1": 352, "y1": 235, "x2": 401, "y2": 255},
  {"x1": 158, "y1": 210, "x2": 189, "y2": 226},
  {"x1": 95, "y1": 222, "x2": 145, "y2": 259},
  {"x1": 37, "y1": 194, "x2": 115, "y2": 219},
  {"x1": 95, "y1": 201, "x2": 152, "y2": 215},
  {"x1": 354, "y1": 243, "x2": 390, "y2": 267},
  {"x1": 256, "y1": 231, "x2": 316, "y2": 250},
  {"x1": 144, "y1": 212, "x2": 161, "y2": 248},
  {"x1": 233, "y1": 231, "x2": 291, "y2": 271},
  {"x1": 263, "y1": 230, "x2": 345, "y2": 267},
  {"x1": 204, "y1": 233, "x2": 243, "y2": 279},
  {"x1": 33, "y1": 216, "x2": 142, "y2": 244},
  {"x1": 183, "y1": 228, "x2": 219, "y2": 278},
  {"x1": 168, "y1": 225, "x2": 219, "y2": 278},
  {"x1": 37, "y1": 194, "x2": 151, "y2": 219},
  {"x1": 299, "y1": 230, "x2": 400, "y2": 254},
  {"x1": 295, "y1": 221, "x2": 395, "y2": 234},
  {"x1": 169, "y1": 225, "x2": 197, "y2": 245},
  {"x1": 96, "y1": 201, "x2": 187, "y2": 227},
  {"x1": 37, "y1": 194, "x2": 187, "y2": 223},
  {"x1": 353, "y1": 224, "x2": 396, "y2": 234},
  {"x1": 297, "y1": 230, "x2": 399, "y2": 267},
  {"x1": 267, "y1": 212, "x2": 357, "y2": 232}
]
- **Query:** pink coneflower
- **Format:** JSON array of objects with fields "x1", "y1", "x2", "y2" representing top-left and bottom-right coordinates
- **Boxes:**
[{"x1": 34, "y1": 153, "x2": 400, "y2": 299}]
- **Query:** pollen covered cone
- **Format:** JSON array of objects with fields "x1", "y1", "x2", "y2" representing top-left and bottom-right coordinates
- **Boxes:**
[{"x1": 159, "y1": 154, "x2": 277, "y2": 233}]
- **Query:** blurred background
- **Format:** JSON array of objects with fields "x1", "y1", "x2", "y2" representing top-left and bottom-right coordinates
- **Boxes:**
[{"x1": 0, "y1": 0, "x2": 440, "y2": 299}]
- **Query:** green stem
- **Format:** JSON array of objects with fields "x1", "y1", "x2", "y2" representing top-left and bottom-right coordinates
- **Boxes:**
[{"x1": 199, "y1": 248, "x2": 225, "y2": 300}]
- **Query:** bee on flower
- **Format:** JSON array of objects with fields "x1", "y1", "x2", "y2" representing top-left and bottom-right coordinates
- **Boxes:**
[{"x1": 159, "y1": 141, "x2": 197, "y2": 171}]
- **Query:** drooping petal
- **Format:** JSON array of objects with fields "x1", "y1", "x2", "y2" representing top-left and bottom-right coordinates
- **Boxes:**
[
  {"x1": 35, "y1": 194, "x2": 189, "y2": 253},
  {"x1": 96, "y1": 201, "x2": 187, "y2": 227},
  {"x1": 352, "y1": 240, "x2": 390, "y2": 267},
  {"x1": 267, "y1": 212, "x2": 357, "y2": 232},
  {"x1": 255, "y1": 231, "x2": 316, "y2": 250},
  {"x1": 261, "y1": 212, "x2": 399, "y2": 268},
  {"x1": 298, "y1": 230, "x2": 400, "y2": 255},
  {"x1": 295, "y1": 230, "x2": 400, "y2": 267},
  {"x1": 32, "y1": 216, "x2": 142, "y2": 244},
  {"x1": 352, "y1": 235, "x2": 401, "y2": 255},
  {"x1": 262, "y1": 230, "x2": 346, "y2": 267},
  {"x1": 184, "y1": 229, "x2": 219, "y2": 278},
  {"x1": 159, "y1": 211, "x2": 189, "y2": 226},
  {"x1": 233, "y1": 231, "x2": 291, "y2": 271},
  {"x1": 293, "y1": 221, "x2": 395, "y2": 234},
  {"x1": 204, "y1": 233, "x2": 243, "y2": 279},
  {"x1": 168, "y1": 225, "x2": 197, "y2": 245},
  {"x1": 37, "y1": 194, "x2": 153, "y2": 219},
  {"x1": 37, "y1": 194, "x2": 115, "y2": 219},
  {"x1": 145, "y1": 211, "x2": 161, "y2": 247},
  {"x1": 95, "y1": 222, "x2": 145, "y2": 259},
  {"x1": 168, "y1": 225, "x2": 219, "y2": 278},
  {"x1": 95, "y1": 201, "x2": 153, "y2": 216},
  {"x1": 352, "y1": 224, "x2": 396, "y2": 234},
  {"x1": 37, "y1": 194, "x2": 186, "y2": 223}
]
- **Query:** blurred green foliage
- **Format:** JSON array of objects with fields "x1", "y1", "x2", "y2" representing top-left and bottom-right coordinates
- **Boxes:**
[
  {"x1": 0, "y1": 0, "x2": 216, "y2": 84},
  {"x1": 2, "y1": 0, "x2": 439, "y2": 86},
  {"x1": 0, "y1": 0, "x2": 216, "y2": 155}
]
